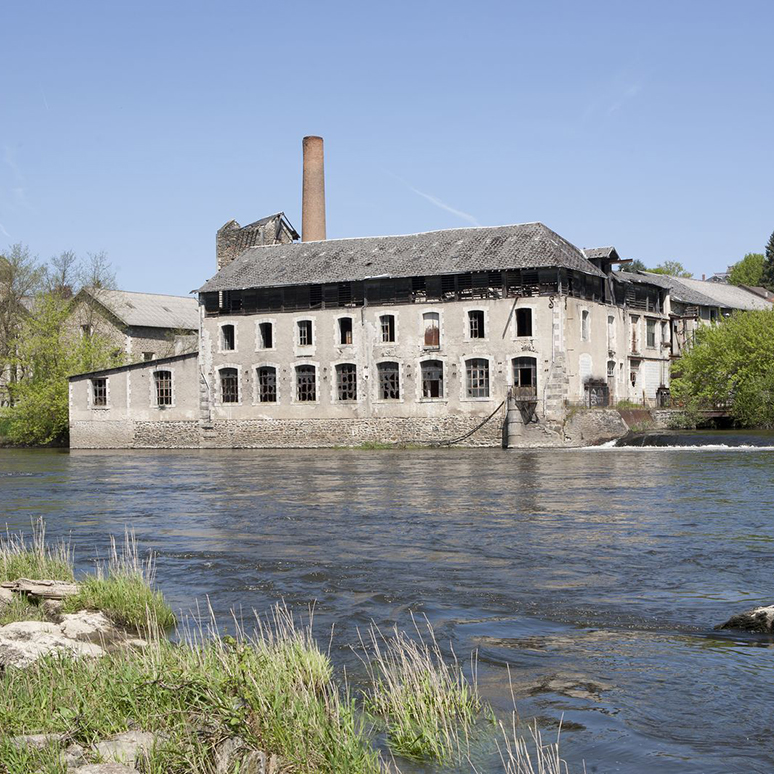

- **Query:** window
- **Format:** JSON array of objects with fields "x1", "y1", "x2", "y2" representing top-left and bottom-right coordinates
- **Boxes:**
[
  {"x1": 92, "y1": 378, "x2": 107, "y2": 407},
  {"x1": 220, "y1": 368, "x2": 239, "y2": 403},
  {"x1": 630, "y1": 315, "x2": 640, "y2": 352},
  {"x1": 297, "y1": 320, "x2": 313, "y2": 347},
  {"x1": 421, "y1": 360, "x2": 443, "y2": 399},
  {"x1": 581, "y1": 310, "x2": 590, "y2": 342},
  {"x1": 516, "y1": 308, "x2": 532, "y2": 337},
  {"x1": 661, "y1": 321, "x2": 669, "y2": 346},
  {"x1": 423, "y1": 312, "x2": 440, "y2": 348},
  {"x1": 380, "y1": 314, "x2": 396, "y2": 343},
  {"x1": 377, "y1": 362, "x2": 400, "y2": 399},
  {"x1": 258, "y1": 322, "x2": 273, "y2": 349},
  {"x1": 338, "y1": 317, "x2": 353, "y2": 345},
  {"x1": 257, "y1": 366, "x2": 277, "y2": 403},
  {"x1": 466, "y1": 358, "x2": 489, "y2": 398},
  {"x1": 512, "y1": 357, "x2": 537, "y2": 398},
  {"x1": 221, "y1": 324, "x2": 235, "y2": 351},
  {"x1": 336, "y1": 363, "x2": 357, "y2": 401},
  {"x1": 468, "y1": 310, "x2": 485, "y2": 339},
  {"x1": 646, "y1": 319, "x2": 656, "y2": 348},
  {"x1": 143, "y1": 352, "x2": 154, "y2": 362},
  {"x1": 607, "y1": 360, "x2": 616, "y2": 379},
  {"x1": 607, "y1": 315, "x2": 615, "y2": 347},
  {"x1": 154, "y1": 371, "x2": 173, "y2": 406},
  {"x1": 296, "y1": 365, "x2": 316, "y2": 402}
]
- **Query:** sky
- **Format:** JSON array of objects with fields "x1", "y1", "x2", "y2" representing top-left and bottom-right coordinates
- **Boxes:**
[{"x1": 1, "y1": 0, "x2": 773, "y2": 295}]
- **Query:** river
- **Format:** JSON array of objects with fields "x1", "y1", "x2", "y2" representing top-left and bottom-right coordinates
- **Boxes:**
[{"x1": 1, "y1": 440, "x2": 773, "y2": 773}]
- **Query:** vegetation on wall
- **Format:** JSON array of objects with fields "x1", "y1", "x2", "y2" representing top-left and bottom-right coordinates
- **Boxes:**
[
  {"x1": 0, "y1": 244, "x2": 122, "y2": 445},
  {"x1": 670, "y1": 308, "x2": 774, "y2": 428}
]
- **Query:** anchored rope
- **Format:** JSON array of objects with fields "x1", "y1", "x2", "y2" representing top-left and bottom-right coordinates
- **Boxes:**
[{"x1": 432, "y1": 400, "x2": 506, "y2": 447}]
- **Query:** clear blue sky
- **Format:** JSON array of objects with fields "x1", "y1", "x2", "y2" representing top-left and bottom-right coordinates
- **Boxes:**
[{"x1": 2, "y1": 1, "x2": 772, "y2": 294}]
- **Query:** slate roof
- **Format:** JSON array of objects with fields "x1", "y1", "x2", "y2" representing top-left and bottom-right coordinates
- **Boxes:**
[
  {"x1": 583, "y1": 246, "x2": 619, "y2": 260},
  {"x1": 199, "y1": 222, "x2": 605, "y2": 293},
  {"x1": 617, "y1": 271, "x2": 770, "y2": 310},
  {"x1": 83, "y1": 289, "x2": 199, "y2": 330}
]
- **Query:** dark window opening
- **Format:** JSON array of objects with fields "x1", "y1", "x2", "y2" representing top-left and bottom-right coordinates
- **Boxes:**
[
  {"x1": 512, "y1": 357, "x2": 537, "y2": 398},
  {"x1": 92, "y1": 378, "x2": 107, "y2": 407},
  {"x1": 220, "y1": 368, "x2": 239, "y2": 403},
  {"x1": 646, "y1": 319, "x2": 656, "y2": 348},
  {"x1": 143, "y1": 352, "x2": 154, "y2": 362},
  {"x1": 297, "y1": 320, "x2": 313, "y2": 347},
  {"x1": 338, "y1": 317, "x2": 353, "y2": 345},
  {"x1": 258, "y1": 322, "x2": 273, "y2": 349},
  {"x1": 380, "y1": 314, "x2": 395, "y2": 343},
  {"x1": 423, "y1": 312, "x2": 440, "y2": 348},
  {"x1": 466, "y1": 358, "x2": 489, "y2": 398},
  {"x1": 336, "y1": 363, "x2": 357, "y2": 401},
  {"x1": 257, "y1": 366, "x2": 277, "y2": 403},
  {"x1": 516, "y1": 308, "x2": 533, "y2": 337},
  {"x1": 154, "y1": 371, "x2": 172, "y2": 406},
  {"x1": 421, "y1": 360, "x2": 443, "y2": 399},
  {"x1": 378, "y1": 362, "x2": 400, "y2": 400},
  {"x1": 221, "y1": 324, "x2": 235, "y2": 351},
  {"x1": 468, "y1": 310, "x2": 485, "y2": 339},
  {"x1": 296, "y1": 365, "x2": 316, "y2": 402}
]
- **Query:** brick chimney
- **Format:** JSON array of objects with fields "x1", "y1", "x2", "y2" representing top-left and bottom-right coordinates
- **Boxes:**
[{"x1": 302, "y1": 136, "x2": 326, "y2": 242}]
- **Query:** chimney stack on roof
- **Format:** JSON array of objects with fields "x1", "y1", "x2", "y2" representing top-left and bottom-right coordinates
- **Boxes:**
[{"x1": 302, "y1": 136, "x2": 326, "y2": 242}]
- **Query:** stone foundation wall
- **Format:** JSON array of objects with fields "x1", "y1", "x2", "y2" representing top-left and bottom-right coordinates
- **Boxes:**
[{"x1": 70, "y1": 414, "x2": 506, "y2": 449}]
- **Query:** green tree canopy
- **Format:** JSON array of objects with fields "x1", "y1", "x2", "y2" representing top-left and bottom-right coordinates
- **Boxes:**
[
  {"x1": 619, "y1": 259, "x2": 647, "y2": 272},
  {"x1": 670, "y1": 309, "x2": 774, "y2": 428},
  {"x1": 647, "y1": 260, "x2": 693, "y2": 278},
  {"x1": 762, "y1": 231, "x2": 774, "y2": 290},
  {"x1": 728, "y1": 253, "x2": 765, "y2": 287}
]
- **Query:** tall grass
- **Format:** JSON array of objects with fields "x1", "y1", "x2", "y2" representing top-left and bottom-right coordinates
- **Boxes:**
[
  {"x1": 494, "y1": 717, "x2": 575, "y2": 774},
  {"x1": 0, "y1": 518, "x2": 74, "y2": 583},
  {"x1": 62, "y1": 529, "x2": 176, "y2": 632},
  {"x1": 360, "y1": 615, "x2": 483, "y2": 763}
]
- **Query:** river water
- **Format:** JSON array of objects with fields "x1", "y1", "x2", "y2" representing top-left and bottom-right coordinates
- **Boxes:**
[{"x1": 1, "y1": 440, "x2": 773, "y2": 773}]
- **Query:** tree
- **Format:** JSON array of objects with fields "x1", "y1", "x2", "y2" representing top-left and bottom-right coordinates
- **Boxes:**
[
  {"x1": 762, "y1": 231, "x2": 774, "y2": 290},
  {"x1": 670, "y1": 309, "x2": 774, "y2": 428},
  {"x1": 647, "y1": 260, "x2": 693, "y2": 278},
  {"x1": 620, "y1": 259, "x2": 647, "y2": 272},
  {"x1": 728, "y1": 253, "x2": 765, "y2": 287}
]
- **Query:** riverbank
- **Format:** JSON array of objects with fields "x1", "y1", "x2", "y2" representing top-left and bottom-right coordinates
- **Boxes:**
[{"x1": 0, "y1": 523, "x2": 570, "y2": 774}]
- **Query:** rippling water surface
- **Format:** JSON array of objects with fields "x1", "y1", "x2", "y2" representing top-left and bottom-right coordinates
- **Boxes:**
[{"x1": 1, "y1": 443, "x2": 773, "y2": 773}]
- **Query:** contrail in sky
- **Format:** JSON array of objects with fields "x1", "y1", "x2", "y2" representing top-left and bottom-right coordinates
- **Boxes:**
[{"x1": 387, "y1": 171, "x2": 481, "y2": 227}]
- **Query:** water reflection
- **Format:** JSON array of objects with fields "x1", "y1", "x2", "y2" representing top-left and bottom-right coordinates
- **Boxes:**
[{"x1": 1, "y1": 447, "x2": 773, "y2": 772}]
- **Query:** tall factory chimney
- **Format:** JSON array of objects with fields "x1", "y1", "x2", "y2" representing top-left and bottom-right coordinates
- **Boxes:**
[{"x1": 302, "y1": 136, "x2": 326, "y2": 242}]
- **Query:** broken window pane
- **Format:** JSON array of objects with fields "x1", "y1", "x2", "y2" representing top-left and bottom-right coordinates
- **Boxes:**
[
  {"x1": 221, "y1": 324, "x2": 235, "y2": 351},
  {"x1": 336, "y1": 363, "x2": 357, "y2": 401},
  {"x1": 378, "y1": 361, "x2": 400, "y2": 400},
  {"x1": 220, "y1": 368, "x2": 239, "y2": 403},
  {"x1": 296, "y1": 365, "x2": 316, "y2": 402},
  {"x1": 421, "y1": 360, "x2": 443, "y2": 399},
  {"x1": 380, "y1": 314, "x2": 396, "y2": 343},
  {"x1": 92, "y1": 377, "x2": 107, "y2": 407},
  {"x1": 338, "y1": 317, "x2": 353, "y2": 345},
  {"x1": 468, "y1": 310, "x2": 485, "y2": 339},
  {"x1": 297, "y1": 320, "x2": 313, "y2": 347},
  {"x1": 257, "y1": 366, "x2": 277, "y2": 403},
  {"x1": 466, "y1": 358, "x2": 489, "y2": 398},
  {"x1": 154, "y1": 370, "x2": 173, "y2": 406}
]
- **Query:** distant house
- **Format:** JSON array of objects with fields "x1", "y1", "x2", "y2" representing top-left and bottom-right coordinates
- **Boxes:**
[{"x1": 69, "y1": 288, "x2": 199, "y2": 363}]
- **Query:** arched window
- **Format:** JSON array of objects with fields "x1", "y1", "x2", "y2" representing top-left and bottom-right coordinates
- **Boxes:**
[
  {"x1": 256, "y1": 366, "x2": 277, "y2": 403},
  {"x1": 336, "y1": 363, "x2": 357, "y2": 401},
  {"x1": 219, "y1": 368, "x2": 239, "y2": 403},
  {"x1": 512, "y1": 357, "x2": 537, "y2": 398},
  {"x1": 154, "y1": 370, "x2": 173, "y2": 406},
  {"x1": 295, "y1": 364, "x2": 316, "y2": 402},
  {"x1": 377, "y1": 362, "x2": 400, "y2": 400},
  {"x1": 421, "y1": 360, "x2": 443, "y2": 399},
  {"x1": 465, "y1": 358, "x2": 489, "y2": 398}
]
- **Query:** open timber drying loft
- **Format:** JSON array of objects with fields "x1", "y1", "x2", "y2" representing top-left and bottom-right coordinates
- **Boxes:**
[{"x1": 69, "y1": 136, "x2": 676, "y2": 449}]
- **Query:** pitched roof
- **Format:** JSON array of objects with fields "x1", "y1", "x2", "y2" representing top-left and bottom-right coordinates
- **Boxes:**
[
  {"x1": 583, "y1": 246, "x2": 619, "y2": 261},
  {"x1": 199, "y1": 222, "x2": 605, "y2": 293},
  {"x1": 83, "y1": 289, "x2": 199, "y2": 330},
  {"x1": 617, "y1": 271, "x2": 770, "y2": 310}
]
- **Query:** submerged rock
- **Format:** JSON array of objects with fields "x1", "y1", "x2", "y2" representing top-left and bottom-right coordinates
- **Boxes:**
[{"x1": 716, "y1": 605, "x2": 774, "y2": 634}]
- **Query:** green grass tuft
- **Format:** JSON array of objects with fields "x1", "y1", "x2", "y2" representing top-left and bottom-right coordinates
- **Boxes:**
[
  {"x1": 0, "y1": 518, "x2": 74, "y2": 583},
  {"x1": 0, "y1": 595, "x2": 48, "y2": 626}
]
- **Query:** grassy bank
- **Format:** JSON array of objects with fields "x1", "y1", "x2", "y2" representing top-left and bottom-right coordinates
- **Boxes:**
[{"x1": 0, "y1": 524, "x2": 577, "y2": 774}]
